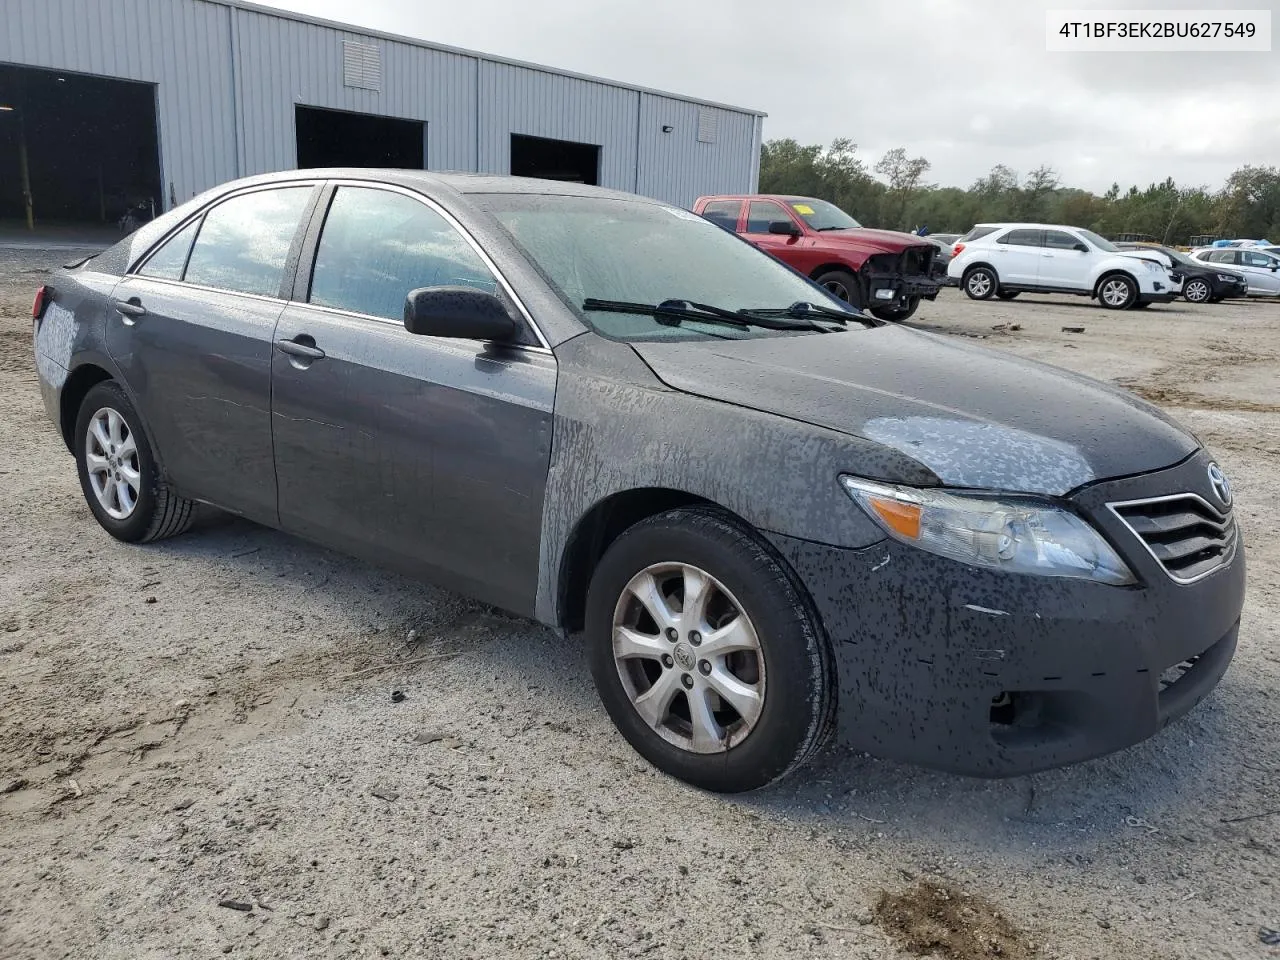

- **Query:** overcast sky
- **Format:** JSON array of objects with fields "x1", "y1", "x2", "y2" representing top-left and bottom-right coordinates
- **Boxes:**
[{"x1": 263, "y1": 0, "x2": 1278, "y2": 193}]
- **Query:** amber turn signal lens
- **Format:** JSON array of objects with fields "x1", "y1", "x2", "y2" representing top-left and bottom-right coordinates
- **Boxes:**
[{"x1": 867, "y1": 496, "x2": 922, "y2": 540}]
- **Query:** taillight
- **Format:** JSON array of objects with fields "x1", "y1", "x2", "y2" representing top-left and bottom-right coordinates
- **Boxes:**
[
  {"x1": 32, "y1": 285, "x2": 50, "y2": 320},
  {"x1": 952, "y1": 243, "x2": 965, "y2": 256}
]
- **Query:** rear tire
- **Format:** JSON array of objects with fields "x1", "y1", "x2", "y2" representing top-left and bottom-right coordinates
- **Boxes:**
[
  {"x1": 1097, "y1": 273, "x2": 1138, "y2": 310},
  {"x1": 74, "y1": 381, "x2": 196, "y2": 543},
  {"x1": 584, "y1": 507, "x2": 833, "y2": 793},
  {"x1": 963, "y1": 266, "x2": 997, "y2": 300},
  {"x1": 813, "y1": 269, "x2": 863, "y2": 309}
]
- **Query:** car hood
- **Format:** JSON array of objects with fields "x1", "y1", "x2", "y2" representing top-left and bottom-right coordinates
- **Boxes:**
[
  {"x1": 631, "y1": 326, "x2": 1198, "y2": 495},
  {"x1": 816, "y1": 227, "x2": 936, "y2": 256},
  {"x1": 1117, "y1": 250, "x2": 1170, "y2": 268}
]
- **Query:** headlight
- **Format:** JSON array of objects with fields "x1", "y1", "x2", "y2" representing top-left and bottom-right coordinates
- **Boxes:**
[
  {"x1": 1141, "y1": 260, "x2": 1162, "y2": 272},
  {"x1": 840, "y1": 476, "x2": 1135, "y2": 584},
  {"x1": 1217, "y1": 274, "x2": 1239, "y2": 283}
]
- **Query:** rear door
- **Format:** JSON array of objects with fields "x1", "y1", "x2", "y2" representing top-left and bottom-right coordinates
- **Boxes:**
[
  {"x1": 991, "y1": 228, "x2": 1044, "y2": 285},
  {"x1": 270, "y1": 183, "x2": 555, "y2": 615},
  {"x1": 1038, "y1": 229, "x2": 1093, "y2": 289},
  {"x1": 699, "y1": 199, "x2": 743, "y2": 232},
  {"x1": 107, "y1": 183, "x2": 319, "y2": 524}
]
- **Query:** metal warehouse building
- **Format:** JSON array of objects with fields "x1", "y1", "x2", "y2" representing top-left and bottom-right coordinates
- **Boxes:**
[{"x1": 0, "y1": 0, "x2": 764, "y2": 229}]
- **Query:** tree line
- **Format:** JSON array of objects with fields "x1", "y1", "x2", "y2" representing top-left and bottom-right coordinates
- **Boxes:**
[{"x1": 758, "y1": 138, "x2": 1280, "y2": 244}]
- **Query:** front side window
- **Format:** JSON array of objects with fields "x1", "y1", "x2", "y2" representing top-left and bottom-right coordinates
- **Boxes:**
[
  {"x1": 1242, "y1": 250, "x2": 1276, "y2": 268},
  {"x1": 137, "y1": 218, "x2": 200, "y2": 280},
  {"x1": 184, "y1": 187, "x2": 312, "y2": 296},
  {"x1": 700, "y1": 200, "x2": 741, "y2": 231},
  {"x1": 1042, "y1": 230, "x2": 1081, "y2": 250},
  {"x1": 309, "y1": 186, "x2": 499, "y2": 321},
  {"x1": 744, "y1": 201, "x2": 792, "y2": 234},
  {"x1": 476, "y1": 194, "x2": 856, "y2": 341}
]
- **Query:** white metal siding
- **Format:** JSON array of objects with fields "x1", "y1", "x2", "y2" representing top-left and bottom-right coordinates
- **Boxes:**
[
  {"x1": 1, "y1": 0, "x2": 760, "y2": 210},
  {"x1": 0, "y1": 0, "x2": 238, "y2": 204},
  {"x1": 636, "y1": 95, "x2": 758, "y2": 208}
]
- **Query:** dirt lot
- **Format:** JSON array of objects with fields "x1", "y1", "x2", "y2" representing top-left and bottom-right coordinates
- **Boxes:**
[{"x1": 2, "y1": 248, "x2": 1278, "y2": 960}]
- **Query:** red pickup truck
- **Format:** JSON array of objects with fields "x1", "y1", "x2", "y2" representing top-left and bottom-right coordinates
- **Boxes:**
[{"x1": 692, "y1": 194, "x2": 941, "y2": 321}]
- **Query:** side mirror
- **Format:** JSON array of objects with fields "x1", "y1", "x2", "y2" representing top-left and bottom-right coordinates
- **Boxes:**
[
  {"x1": 768, "y1": 220, "x2": 801, "y2": 237},
  {"x1": 1073, "y1": 242, "x2": 1089, "y2": 253},
  {"x1": 403, "y1": 286, "x2": 516, "y2": 341}
]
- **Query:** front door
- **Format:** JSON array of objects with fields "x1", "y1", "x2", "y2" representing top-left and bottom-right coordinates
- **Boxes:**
[
  {"x1": 1038, "y1": 229, "x2": 1093, "y2": 290},
  {"x1": 270, "y1": 183, "x2": 555, "y2": 615},
  {"x1": 106, "y1": 184, "x2": 318, "y2": 524},
  {"x1": 741, "y1": 199, "x2": 804, "y2": 265},
  {"x1": 1237, "y1": 249, "x2": 1280, "y2": 295}
]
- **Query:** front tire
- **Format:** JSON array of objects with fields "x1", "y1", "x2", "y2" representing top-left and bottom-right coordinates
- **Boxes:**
[
  {"x1": 1097, "y1": 273, "x2": 1138, "y2": 310},
  {"x1": 585, "y1": 508, "x2": 833, "y2": 793},
  {"x1": 74, "y1": 381, "x2": 196, "y2": 543},
  {"x1": 813, "y1": 269, "x2": 862, "y2": 309},
  {"x1": 963, "y1": 266, "x2": 997, "y2": 300},
  {"x1": 870, "y1": 296, "x2": 920, "y2": 322},
  {"x1": 1183, "y1": 278, "x2": 1212, "y2": 303}
]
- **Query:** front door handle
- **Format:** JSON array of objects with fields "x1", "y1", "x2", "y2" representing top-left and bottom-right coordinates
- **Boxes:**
[
  {"x1": 275, "y1": 337, "x2": 326, "y2": 361},
  {"x1": 115, "y1": 298, "x2": 146, "y2": 321}
]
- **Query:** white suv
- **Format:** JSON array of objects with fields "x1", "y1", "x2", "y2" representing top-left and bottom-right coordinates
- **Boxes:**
[{"x1": 947, "y1": 223, "x2": 1179, "y2": 310}]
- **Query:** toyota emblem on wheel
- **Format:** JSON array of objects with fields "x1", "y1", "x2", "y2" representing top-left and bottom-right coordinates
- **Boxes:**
[{"x1": 1207, "y1": 462, "x2": 1232, "y2": 507}]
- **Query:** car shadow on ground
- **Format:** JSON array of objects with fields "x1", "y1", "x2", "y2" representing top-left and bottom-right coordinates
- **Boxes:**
[{"x1": 155, "y1": 515, "x2": 1245, "y2": 858}]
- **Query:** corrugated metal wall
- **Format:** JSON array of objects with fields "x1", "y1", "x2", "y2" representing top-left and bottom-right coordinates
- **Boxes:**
[{"x1": 0, "y1": 0, "x2": 760, "y2": 209}]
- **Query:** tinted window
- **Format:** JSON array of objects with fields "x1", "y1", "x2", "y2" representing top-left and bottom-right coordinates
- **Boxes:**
[
  {"x1": 700, "y1": 200, "x2": 741, "y2": 230},
  {"x1": 309, "y1": 187, "x2": 498, "y2": 320},
  {"x1": 1043, "y1": 230, "x2": 1082, "y2": 250},
  {"x1": 998, "y1": 229, "x2": 1043, "y2": 247},
  {"x1": 959, "y1": 226, "x2": 999, "y2": 242},
  {"x1": 745, "y1": 201, "x2": 791, "y2": 233},
  {"x1": 137, "y1": 218, "x2": 200, "y2": 280},
  {"x1": 184, "y1": 188, "x2": 311, "y2": 296}
]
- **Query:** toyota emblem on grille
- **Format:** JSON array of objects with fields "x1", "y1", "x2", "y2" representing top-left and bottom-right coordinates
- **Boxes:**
[{"x1": 1207, "y1": 462, "x2": 1232, "y2": 507}]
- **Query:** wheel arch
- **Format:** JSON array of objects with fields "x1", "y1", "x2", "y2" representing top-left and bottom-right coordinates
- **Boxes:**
[
  {"x1": 558, "y1": 488, "x2": 755, "y2": 634},
  {"x1": 1093, "y1": 268, "x2": 1138, "y2": 299},
  {"x1": 59, "y1": 363, "x2": 115, "y2": 453},
  {"x1": 962, "y1": 261, "x2": 999, "y2": 281},
  {"x1": 808, "y1": 261, "x2": 862, "y2": 281}
]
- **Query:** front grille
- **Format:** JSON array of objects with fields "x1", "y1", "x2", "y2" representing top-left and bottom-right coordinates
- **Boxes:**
[{"x1": 1108, "y1": 494, "x2": 1236, "y2": 584}]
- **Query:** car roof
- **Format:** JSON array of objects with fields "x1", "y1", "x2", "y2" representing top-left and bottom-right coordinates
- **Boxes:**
[
  {"x1": 698, "y1": 194, "x2": 820, "y2": 203},
  {"x1": 209, "y1": 168, "x2": 658, "y2": 203},
  {"x1": 969, "y1": 222, "x2": 1092, "y2": 231}
]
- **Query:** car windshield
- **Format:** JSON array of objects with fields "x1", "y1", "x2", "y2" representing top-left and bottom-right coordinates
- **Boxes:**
[
  {"x1": 1079, "y1": 228, "x2": 1120, "y2": 253},
  {"x1": 1161, "y1": 247, "x2": 1195, "y2": 267},
  {"x1": 785, "y1": 197, "x2": 862, "y2": 231},
  {"x1": 476, "y1": 194, "x2": 858, "y2": 340}
]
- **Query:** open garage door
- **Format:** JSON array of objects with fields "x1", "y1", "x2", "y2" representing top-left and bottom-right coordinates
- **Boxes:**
[
  {"x1": 295, "y1": 106, "x2": 425, "y2": 169},
  {"x1": 510, "y1": 134, "x2": 599, "y2": 185},
  {"x1": 0, "y1": 63, "x2": 162, "y2": 230}
]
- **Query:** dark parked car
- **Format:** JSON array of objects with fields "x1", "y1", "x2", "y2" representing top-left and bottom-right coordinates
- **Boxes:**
[
  {"x1": 692, "y1": 194, "x2": 941, "y2": 321},
  {"x1": 33, "y1": 171, "x2": 1244, "y2": 792},
  {"x1": 1115, "y1": 242, "x2": 1248, "y2": 303}
]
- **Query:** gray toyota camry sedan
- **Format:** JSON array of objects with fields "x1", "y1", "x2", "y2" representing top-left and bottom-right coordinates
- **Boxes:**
[{"x1": 32, "y1": 170, "x2": 1244, "y2": 792}]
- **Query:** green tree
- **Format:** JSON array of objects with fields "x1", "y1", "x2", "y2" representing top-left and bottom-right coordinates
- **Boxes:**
[{"x1": 874, "y1": 147, "x2": 932, "y2": 230}]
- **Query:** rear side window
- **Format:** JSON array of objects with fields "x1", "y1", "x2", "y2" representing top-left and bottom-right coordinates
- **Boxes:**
[
  {"x1": 959, "y1": 226, "x2": 999, "y2": 242},
  {"x1": 700, "y1": 199, "x2": 741, "y2": 231},
  {"x1": 1207, "y1": 250, "x2": 1236, "y2": 264},
  {"x1": 184, "y1": 187, "x2": 312, "y2": 297},
  {"x1": 137, "y1": 218, "x2": 201, "y2": 280},
  {"x1": 998, "y1": 229, "x2": 1043, "y2": 247},
  {"x1": 744, "y1": 201, "x2": 790, "y2": 233},
  {"x1": 308, "y1": 186, "x2": 499, "y2": 321},
  {"x1": 1042, "y1": 230, "x2": 1081, "y2": 250}
]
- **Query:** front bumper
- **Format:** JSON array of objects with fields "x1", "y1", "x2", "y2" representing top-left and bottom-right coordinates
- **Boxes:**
[
  {"x1": 866, "y1": 275, "x2": 943, "y2": 305},
  {"x1": 768, "y1": 453, "x2": 1245, "y2": 777}
]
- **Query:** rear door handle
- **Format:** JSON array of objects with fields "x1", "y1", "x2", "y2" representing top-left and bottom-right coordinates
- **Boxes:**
[
  {"x1": 275, "y1": 337, "x2": 326, "y2": 361},
  {"x1": 115, "y1": 298, "x2": 146, "y2": 320}
]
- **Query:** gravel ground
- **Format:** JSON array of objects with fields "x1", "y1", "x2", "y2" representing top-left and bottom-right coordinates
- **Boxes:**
[{"x1": 1, "y1": 248, "x2": 1278, "y2": 960}]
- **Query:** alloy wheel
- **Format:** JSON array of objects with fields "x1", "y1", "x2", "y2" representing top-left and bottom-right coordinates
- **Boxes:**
[
  {"x1": 85, "y1": 407, "x2": 140, "y2": 520},
  {"x1": 967, "y1": 272, "x2": 993, "y2": 298},
  {"x1": 1185, "y1": 279, "x2": 1210, "y2": 303},
  {"x1": 611, "y1": 562, "x2": 766, "y2": 754},
  {"x1": 1101, "y1": 278, "x2": 1133, "y2": 307},
  {"x1": 822, "y1": 279, "x2": 851, "y2": 302}
]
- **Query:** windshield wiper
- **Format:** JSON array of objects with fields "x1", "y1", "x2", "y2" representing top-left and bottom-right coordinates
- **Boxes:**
[
  {"x1": 742, "y1": 301, "x2": 877, "y2": 329},
  {"x1": 815, "y1": 225, "x2": 853, "y2": 232},
  {"x1": 582, "y1": 298, "x2": 824, "y2": 333}
]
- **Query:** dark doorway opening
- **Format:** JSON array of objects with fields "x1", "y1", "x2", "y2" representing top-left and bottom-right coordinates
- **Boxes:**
[
  {"x1": 295, "y1": 105, "x2": 425, "y2": 170},
  {"x1": 510, "y1": 134, "x2": 600, "y2": 185},
  {"x1": 0, "y1": 63, "x2": 162, "y2": 228}
]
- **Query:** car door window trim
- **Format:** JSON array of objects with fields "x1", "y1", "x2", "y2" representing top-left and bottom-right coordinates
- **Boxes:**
[{"x1": 315, "y1": 179, "x2": 552, "y2": 352}]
